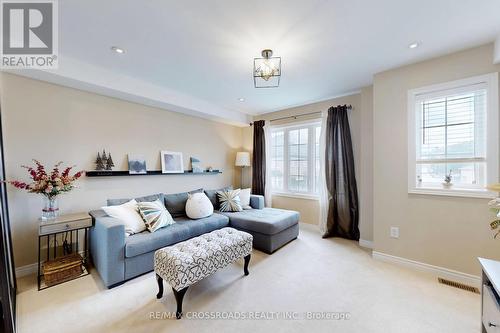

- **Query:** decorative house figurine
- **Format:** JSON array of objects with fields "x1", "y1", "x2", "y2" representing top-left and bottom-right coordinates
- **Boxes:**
[
  {"x1": 106, "y1": 153, "x2": 115, "y2": 170},
  {"x1": 95, "y1": 152, "x2": 105, "y2": 171}
]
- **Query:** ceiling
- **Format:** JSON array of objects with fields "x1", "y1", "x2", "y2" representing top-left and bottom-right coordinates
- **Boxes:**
[{"x1": 10, "y1": 0, "x2": 500, "y2": 125}]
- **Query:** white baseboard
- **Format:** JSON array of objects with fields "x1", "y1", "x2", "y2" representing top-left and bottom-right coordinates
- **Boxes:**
[
  {"x1": 372, "y1": 251, "x2": 481, "y2": 288},
  {"x1": 15, "y1": 249, "x2": 87, "y2": 278},
  {"x1": 359, "y1": 239, "x2": 373, "y2": 249},
  {"x1": 15, "y1": 263, "x2": 38, "y2": 277}
]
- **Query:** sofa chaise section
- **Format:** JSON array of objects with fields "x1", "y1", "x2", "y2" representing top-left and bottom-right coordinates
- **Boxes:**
[{"x1": 219, "y1": 204, "x2": 300, "y2": 254}]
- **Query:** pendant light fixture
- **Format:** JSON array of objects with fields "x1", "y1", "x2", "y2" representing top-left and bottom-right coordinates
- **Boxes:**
[{"x1": 253, "y1": 49, "x2": 281, "y2": 88}]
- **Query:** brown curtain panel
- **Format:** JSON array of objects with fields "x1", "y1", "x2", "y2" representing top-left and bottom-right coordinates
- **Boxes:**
[
  {"x1": 251, "y1": 120, "x2": 266, "y2": 195},
  {"x1": 323, "y1": 105, "x2": 360, "y2": 240}
]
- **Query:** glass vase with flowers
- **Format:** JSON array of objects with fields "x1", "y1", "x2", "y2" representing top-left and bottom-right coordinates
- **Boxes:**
[{"x1": 8, "y1": 160, "x2": 83, "y2": 220}]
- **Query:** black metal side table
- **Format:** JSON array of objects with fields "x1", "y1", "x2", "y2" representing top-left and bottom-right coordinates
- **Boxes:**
[{"x1": 37, "y1": 213, "x2": 92, "y2": 290}]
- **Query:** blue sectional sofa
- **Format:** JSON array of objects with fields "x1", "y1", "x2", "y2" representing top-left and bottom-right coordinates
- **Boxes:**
[{"x1": 89, "y1": 189, "x2": 299, "y2": 288}]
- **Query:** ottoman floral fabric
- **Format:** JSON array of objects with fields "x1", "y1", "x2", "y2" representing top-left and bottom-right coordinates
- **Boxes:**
[{"x1": 154, "y1": 227, "x2": 253, "y2": 290}]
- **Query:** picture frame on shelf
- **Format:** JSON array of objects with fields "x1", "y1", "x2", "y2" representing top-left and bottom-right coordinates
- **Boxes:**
[
  {"x1": 191, "y1": 157, "x2": 203, "y2": 173},
  {"x1": 128, "y1": 155, "x2": 147, "y2": 174},
  {"x1": 160, "y1": 151, "x2": 184, "y2": 174}
]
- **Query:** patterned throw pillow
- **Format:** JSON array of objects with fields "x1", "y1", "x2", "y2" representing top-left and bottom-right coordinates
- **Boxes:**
[
  {"x1": 137, "y1": 199, "x2": 175, "y2": 232},
  {"x1": 217, "y1": 189, "x2": 243, "y2": 212}
]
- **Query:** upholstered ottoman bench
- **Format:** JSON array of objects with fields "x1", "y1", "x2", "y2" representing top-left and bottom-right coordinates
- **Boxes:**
[
  {"x1": 220, "y1": 208, "x2": 300, "y2": 254},
  {"x1": 154, "y1": 227, "x2": 252, "y2": 319}
]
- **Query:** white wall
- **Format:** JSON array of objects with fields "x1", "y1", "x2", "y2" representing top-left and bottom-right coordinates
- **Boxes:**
[
  {"x1": 373, "y1": 43, "x2": 500, "y2": 275},
  {"x1": 0, "y1": 73, "x2": 244, "y2": 267}
]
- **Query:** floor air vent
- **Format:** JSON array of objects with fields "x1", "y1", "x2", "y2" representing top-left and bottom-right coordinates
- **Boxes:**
[{"x1": 438, "y1": 278, "x2": 479, "y2": 294}]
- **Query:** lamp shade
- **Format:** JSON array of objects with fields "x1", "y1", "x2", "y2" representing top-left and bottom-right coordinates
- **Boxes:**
[{"x1": 235, "y1": 152, "x2": 250, "y2": 167}]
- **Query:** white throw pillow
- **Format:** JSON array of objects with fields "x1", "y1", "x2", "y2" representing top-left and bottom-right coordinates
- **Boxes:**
[
  {"x1": 185, "y1": 192, "x2": 214, "y2": 219},
  {"x1": 102, "y1": 199, "x2": 146, "y2": 235},
  {"x1": 239, "y1": 188, "x2": 252, "y2": 209}
]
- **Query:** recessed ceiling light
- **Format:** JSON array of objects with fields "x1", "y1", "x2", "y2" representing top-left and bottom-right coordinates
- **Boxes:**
[
  {"x1": 408, "y1": 42, "x2": 420, "y2": 49},
  {"x1": 238, "y1": 98, "x2": 245, "y2": 102},
  {"x1": 111, "y1": 46, "x2": 125, "y2": 54}
]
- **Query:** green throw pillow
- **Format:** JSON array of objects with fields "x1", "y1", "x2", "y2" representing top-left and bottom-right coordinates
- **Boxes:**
[
  {"x1": 137, "y1": 199, "x2": 175, "y2": 232},
  {"x1": 217, "y1": 189, "x2": 243, "y2": 212}
]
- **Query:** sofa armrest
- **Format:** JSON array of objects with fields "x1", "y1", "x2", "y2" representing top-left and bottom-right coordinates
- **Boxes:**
[
  {"x1": 89, "y1": 210, "x2": 126, "y2": 288},
  {"x1": 250, "y1": 195, "x2": 265, "y2": 209}
]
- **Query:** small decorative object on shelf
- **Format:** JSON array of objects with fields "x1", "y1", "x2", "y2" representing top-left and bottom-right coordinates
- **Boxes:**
[
  {"x1": 191, "y1": 157, "x2": 202, "y2": 173},
  {"x1": 207, "y1": 166, "x2": 213, "y2": 172},
  {"x1": 443, "y1": 170, "x2": 452, "y2": 188},
  {"x1": 95, "y1": 150, "x2": 114, "y2": 171},
  {"x1": 7, "y1": 160, "x2": 83, "y2": 220},
  {"x1": 128, "y1": 154, "x2": 147, "y2": 174},
  {"x1": 95, "y1": 152, "x2": 105, "y2": 170},
  {"x1": 101, "y1": 150, "x2": 107, "y2": 164},
  {"x1": 161, "y1": 151, "x2": 184, "y2": 174},
  {"x1": 487, "y1": 183, "x2": 500, "y2": 238},
  {"x1": 106, "y1": 152, "x2": 115, "y2": 170}
]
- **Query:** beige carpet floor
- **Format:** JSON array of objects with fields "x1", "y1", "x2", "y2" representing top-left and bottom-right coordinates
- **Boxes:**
[{"x1": 16, "y1": 223, "x2": 480, "y2": 333}]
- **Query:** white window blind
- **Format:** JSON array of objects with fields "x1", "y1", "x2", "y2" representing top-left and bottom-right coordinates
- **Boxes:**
[
  {"x1": 416, "y1": 88, "x2": 487, "y2": 189},
  {"x1": 408, "y1": 72, "x2": 499, "y2": 197}
]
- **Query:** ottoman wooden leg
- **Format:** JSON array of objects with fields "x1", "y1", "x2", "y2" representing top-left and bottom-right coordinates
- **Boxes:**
[
  {"x1": 244, "y1": 254, "x2": 251, "y2": 276},
  {"x1": 156, "y1": 274, "x2": 163, "y2": 299},
  {"x1": 173, "y1": 287, "x2": 188, "y2": 319}
]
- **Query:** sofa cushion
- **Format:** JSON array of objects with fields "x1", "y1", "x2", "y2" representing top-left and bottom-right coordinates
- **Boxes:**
[
  {"x1": 239, "y1": 188, "x2": 252, "y2": 209},
  {"x1": 125, "y1": 212, "x2": 229, "y2": 257},
  {"x1": 217, "y1": 188, "x2": 243, "y2": 212},
  {"x1": 220, "y1": 208, "x2": 299, "y2": 235},
  {"x1": 101, "y1": 199, "x2": 146, "y2": 235},
  {"x1": 185, "y1": 192, "x2": 213, "y2": 219},
  {"x1": 107, "y1": 193, "x2": 164, "y2": 206},
  {"x1": 204, "y1": 186, "x2": 232, "y2": 210},
  {"x1": 137, "y1": 199, "x2": 175, "y2": 232},
  {"x1": 164, "y1": 188, "x2": 203, "y2": 218}
]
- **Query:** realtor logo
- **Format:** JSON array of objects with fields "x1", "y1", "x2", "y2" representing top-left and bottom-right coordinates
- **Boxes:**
[{"x1": 1, "y1": 0, "x2": 58, "y2": 68}]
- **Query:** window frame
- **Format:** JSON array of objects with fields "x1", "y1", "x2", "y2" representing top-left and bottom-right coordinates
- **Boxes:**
[
  {"x1": 407, "y1": 72, "x2": 499, "y2": 198},
  {"x1": 269, "y1": 120, "x2": 322, "y2": 199}
]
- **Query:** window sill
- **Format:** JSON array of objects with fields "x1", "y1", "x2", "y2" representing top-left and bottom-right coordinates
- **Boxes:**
[
  {"x1": 271, "y1": 192, "x2": 319, "y2": 201},
  {"x1": 408, "y1": 187, "x2": 495, "y2": 199}
]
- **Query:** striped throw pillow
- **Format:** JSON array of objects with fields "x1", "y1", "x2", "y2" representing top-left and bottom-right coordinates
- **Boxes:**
[
  {"x1": 217, "y1": 189, "x2": 243, "y2": 212},
  {"x1": 137, "y1": 199, "x2": 175, "y2": 232}
]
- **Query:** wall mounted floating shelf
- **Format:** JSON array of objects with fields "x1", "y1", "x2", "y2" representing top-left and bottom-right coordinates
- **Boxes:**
[{"x1": 85, "y1": 170, "x2": 222, "y2": 177}]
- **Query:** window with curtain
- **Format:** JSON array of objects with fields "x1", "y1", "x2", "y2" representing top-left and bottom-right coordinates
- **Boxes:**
[
  {"x1": 270, "y1": 122, "x2": 321, "y2": 197},
  {"x1": 408, "y1": 73, "x2": 499, "y2": 197}
]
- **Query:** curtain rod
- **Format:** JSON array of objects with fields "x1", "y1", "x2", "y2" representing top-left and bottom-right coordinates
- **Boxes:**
[{"x1": 249, "y1": 104, "x2": 352, "y2": 126}]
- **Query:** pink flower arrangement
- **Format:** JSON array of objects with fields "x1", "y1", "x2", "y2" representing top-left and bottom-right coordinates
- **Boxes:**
[{"x1": 8, "y1": 160, "x2": 83, "y2": 199}]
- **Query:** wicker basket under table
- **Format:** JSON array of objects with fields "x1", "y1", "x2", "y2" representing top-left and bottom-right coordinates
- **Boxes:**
[{"x1": 42, "y1": 253, "x2": 83, "y2": 286}]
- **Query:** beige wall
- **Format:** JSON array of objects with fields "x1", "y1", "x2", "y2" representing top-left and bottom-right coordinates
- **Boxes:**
[
  {"x1": 359, "y1": 86, "x2": 374, "y2": 242},
  {"x1": 270, "y1": 195, "x2": 319, "y2": 225},
  {"x1": 0, "y1": 73, "x2": 244, "y2": 267},
  {"x1": 240, "y1": 126, "x2": 253, "y2": 188},
  {"x1": 250, "y1": 92, "x2": 374, "y2": 240},
  {"x1": 373, "y1": 43, "x2": 500, "y2": 276}
]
